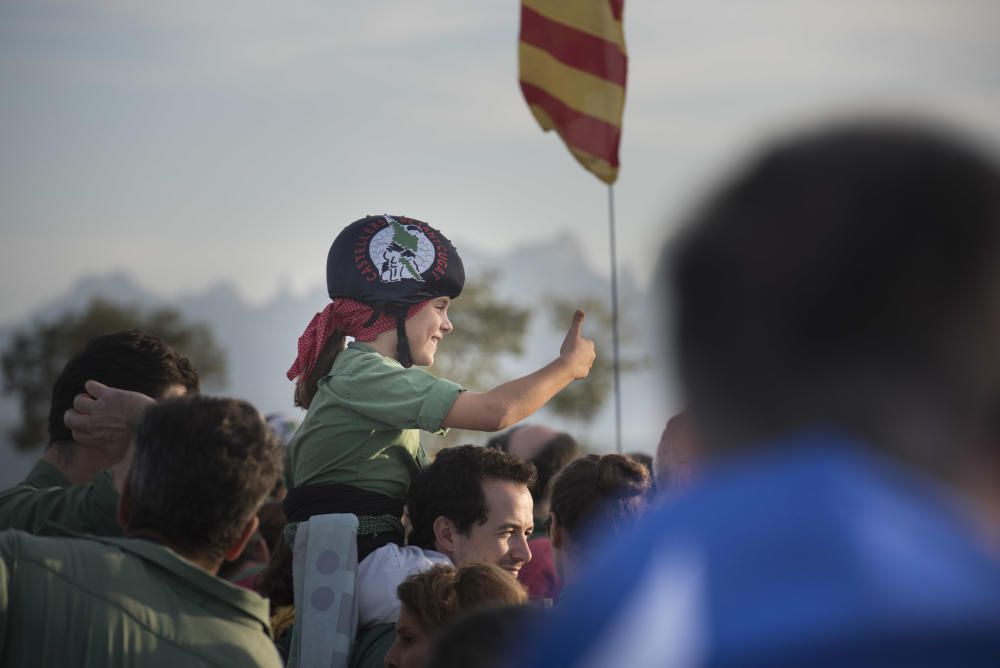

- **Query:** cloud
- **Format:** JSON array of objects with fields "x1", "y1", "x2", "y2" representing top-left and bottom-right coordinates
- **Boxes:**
[{"x1": 2, "y1": 0, "x2": 1000, "y2": 321}]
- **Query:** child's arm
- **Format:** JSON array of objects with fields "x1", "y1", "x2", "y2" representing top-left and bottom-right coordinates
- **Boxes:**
[{"x1": 442, "y1": 310, "x2": 595, "y2": 431}]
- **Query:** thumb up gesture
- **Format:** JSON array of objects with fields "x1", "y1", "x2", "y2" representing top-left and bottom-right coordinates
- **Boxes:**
[{"x1": 559, "y1": 310, "x2": 597, "y2": 380}]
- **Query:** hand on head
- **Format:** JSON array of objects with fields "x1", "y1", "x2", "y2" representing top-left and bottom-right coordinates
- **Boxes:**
[
  {"x1": 64, "y1": 380, "x2": 156, "y2": 461},
  {"x1": 559, "y1": 310, "x2": 596, "y2": 380}
]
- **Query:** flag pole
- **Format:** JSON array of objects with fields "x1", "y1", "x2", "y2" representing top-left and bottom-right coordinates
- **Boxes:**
[{"x1": 608, "y1": 184, "x2": 623, "y2": 454}]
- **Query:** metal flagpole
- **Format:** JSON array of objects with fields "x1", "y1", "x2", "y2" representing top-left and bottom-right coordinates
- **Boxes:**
[{"x1": 607, "y1": 184, "x2": 623, "y2": 454}]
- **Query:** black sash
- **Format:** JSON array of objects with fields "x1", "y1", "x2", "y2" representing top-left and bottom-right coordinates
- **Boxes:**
[
  {"x1": 283, "y1": 483, "x2": 404, "y2": 523},
  {"x1": 282, "y1": 483, "x2": 404, "y2": 560}
]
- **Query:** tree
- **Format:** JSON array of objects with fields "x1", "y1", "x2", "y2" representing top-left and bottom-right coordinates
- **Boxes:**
[
  {"x1": 544, "y1": 294, "x2": 643, "y2": 425},
  {"x1": 1, "y1": 299, "x2": 226, "y2": 450},
  {"x1": 423, "y1": 273, "x2": 531, "y2": 453}
]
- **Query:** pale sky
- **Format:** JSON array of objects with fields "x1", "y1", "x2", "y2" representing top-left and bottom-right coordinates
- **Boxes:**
[{"x1": 2, "y1": 0, "x2": 999, "y2": 323}]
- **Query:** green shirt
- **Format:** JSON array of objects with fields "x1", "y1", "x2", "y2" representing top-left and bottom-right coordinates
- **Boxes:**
[
  {"x1": 286, "y1": 342, "x2": 463, "y2": 499},
  {"x1": 0, "y1": 459, "x2": 122, "y2": 536},
  {"x1": 0, "y1": 529, "x2": 281, "y2": 668}
]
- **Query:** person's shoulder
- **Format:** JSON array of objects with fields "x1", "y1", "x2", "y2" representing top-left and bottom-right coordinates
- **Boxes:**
[
  {"x1": 332, "y1": 342, "x2": 401, "y2": 376},
  {"x1": 0, "y1": 525, "x2": 91, "y2": 549},
  {"x1": 0, "y1": 458, "x2": 70, "y2": 498},
  {"x1": 334, "y1": 343, "x2": 443, "y2": 387},
  {"x1": 360, "y1": 543, "x2": 451, "y2": 575},
  {"x1": 218, "y1": 628, "x2": 284, "y2": 667},
  {"x1": 350, "y1": 623, "x2": 395, "y2": 668},
  {"x1": 0, "y1": 527, "x2": 31, "y2": 556},
  {"x1": 0, "y1": 528, "x2": 124, "y2": 572},
  {"x1": 21, "y1": 458, "x2": 71, "y2": 489}
]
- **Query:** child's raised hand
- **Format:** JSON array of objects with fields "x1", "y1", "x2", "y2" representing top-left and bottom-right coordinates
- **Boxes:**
[{"x1": 559, "y1": 310, "x2": 596, "y2": 379}]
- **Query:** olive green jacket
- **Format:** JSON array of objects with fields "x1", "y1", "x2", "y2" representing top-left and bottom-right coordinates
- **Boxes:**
[
  {"x1": 0, "y1": 459, "x2": 122, "y2": 536},
  {"x1": 0, "y1": 529, "x2": 282, "y2": 667}
]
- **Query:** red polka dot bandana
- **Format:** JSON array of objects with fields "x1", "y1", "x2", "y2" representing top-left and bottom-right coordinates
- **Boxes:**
[{"x1": 287, "y1": 299, "x2": 429, "y2": 383}]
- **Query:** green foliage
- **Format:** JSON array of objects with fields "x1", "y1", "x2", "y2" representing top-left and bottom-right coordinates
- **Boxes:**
[
  {"x1": 1, "y1": 299, "x2": 226, "y2": 450},
  {"x1": 545, "y1": 294, "x2": 643, "y2": 424},
  {"x1": 423, "y1": 273, "x2": 531, "y2": 453}
]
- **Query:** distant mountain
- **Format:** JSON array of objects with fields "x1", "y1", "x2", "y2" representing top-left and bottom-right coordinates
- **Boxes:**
[
  {"x1": 0, "y1": 235, "x2": 676, "y2": 487},
  {"x1": 30, "y1": 273, "x2": 166, "y2": 320},
  {"x1": 473, "y1": 233, "x2": 641, "y2": 306}
]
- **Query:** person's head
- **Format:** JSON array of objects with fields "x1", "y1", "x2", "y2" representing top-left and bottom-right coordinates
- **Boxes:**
[
  {"x1": 493, "y1": 425, "x2": 558, "y2": 461},
  {"x1": 654, "y1": 410, "x2": 701, "y2": 492},
  {"x1": 119, "y1": 396, "x2": 282, "y2": 570},
  {"x1": 488, "y1": 426, "x2": 581, "y2": 515},
  {"x1": 407, "y1": 445, "x2": 537, "y2": 576},
  {"x1": 291, "y1": 215, "x2": 464, "y2": 407},
  {"x1": 425, "y1": 604, "x2": 545, "y2": 668},
  {"x1": 669, "y1": 121, "x2": 1000, "y2": 479},
  {"x1": 385, "y1": 563, "x2": 527, "y2": 668},
  {"x1": 47, "y1": 329, "x2": 199, "y2": 446},
  {"x1": 549, "y1": 454, "x2": 651, "y2": 580}
]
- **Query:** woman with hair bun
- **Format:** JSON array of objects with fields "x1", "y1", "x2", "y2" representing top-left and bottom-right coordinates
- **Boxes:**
[{"x1": 548, "y1": 454, "x2": 651, "y2": 594}]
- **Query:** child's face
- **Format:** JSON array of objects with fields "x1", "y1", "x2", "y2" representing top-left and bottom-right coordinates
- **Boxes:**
[{"x1": 405, "y1": 297, "x2": 453, "y2": 366}]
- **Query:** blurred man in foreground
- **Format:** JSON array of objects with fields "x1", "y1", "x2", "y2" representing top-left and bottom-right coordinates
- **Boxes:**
[{"x1": 520, "y1": 122, "x2": 1000, "y2": 666}]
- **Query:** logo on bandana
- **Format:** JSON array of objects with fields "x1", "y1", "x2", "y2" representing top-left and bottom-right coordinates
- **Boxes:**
[{"x1": 369, "y1": 216, "x2": 436, "y2": 283}]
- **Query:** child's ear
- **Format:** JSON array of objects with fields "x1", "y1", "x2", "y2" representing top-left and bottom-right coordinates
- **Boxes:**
[{"x1": 432, "y1": 516, "x2": 459, "y2": 553}]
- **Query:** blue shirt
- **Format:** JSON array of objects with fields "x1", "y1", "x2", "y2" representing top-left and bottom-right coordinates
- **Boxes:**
[{"x1": 518, "y1": 434, "x2": 1000, "y2": 667}]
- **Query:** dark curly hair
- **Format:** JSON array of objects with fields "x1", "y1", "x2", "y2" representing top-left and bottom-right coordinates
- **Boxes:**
[
  {"x1": 124, "y1": 396, "x2": 283, "y2": 562},
  {"x1": 407, "y1": 445, "x2": 536, "y2": 551},
  {"x1": 48, "y1": 329, "x2": 199, "y2": 444},
  {"x1": 396, "y1": 563, "x2": 526, "y2": 633},
  {"x1": 528, "y1": 433, "x2": 580, "y2": 505}
]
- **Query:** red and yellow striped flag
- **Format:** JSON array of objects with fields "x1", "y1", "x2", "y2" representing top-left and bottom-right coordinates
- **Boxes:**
[{"x1": 519, "y1": 0, "x2": 627, "y2": 185}]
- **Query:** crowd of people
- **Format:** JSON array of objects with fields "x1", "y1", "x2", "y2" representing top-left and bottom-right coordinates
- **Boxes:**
[{"x1": 1, "y1": 119, "x2": 1000, "y2": 667}]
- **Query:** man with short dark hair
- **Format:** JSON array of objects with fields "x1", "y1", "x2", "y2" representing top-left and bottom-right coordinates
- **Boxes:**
[
  {"x1": 521, "y1": 122, "x2": 1000, "y2": 665},
  {"x1": 356, "y1": 445, "x2": 537, "y2": 627},
  {"x1": 0, "y1": 330, "x2": 199, "y2": 536},
  {"x1": 0, "y1": 396, "x2": 283, "y2": 667},
  {"x1": 489, "y1": 425, "x2": 581, "y2": 601},
  {"x1": 350, "y1": 445, "x2": 537, "y2": 668},
  {"x1": 407, "y1": 444, "x2": 537, "y2": 574}
]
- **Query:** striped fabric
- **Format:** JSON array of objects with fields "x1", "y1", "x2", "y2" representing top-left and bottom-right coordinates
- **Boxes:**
[{"x1": 519, "y1": 0, "x2": 627, "y2": 184}]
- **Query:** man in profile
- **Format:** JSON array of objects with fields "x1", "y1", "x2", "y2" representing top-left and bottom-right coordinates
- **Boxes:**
[
  {"x1": 0, "y1": 329, "x2": 199, "y2": 536},
  {"x1": 0, "y1": 395, "x2": 283, "y2": 667},
  {"x1": 521, "y1": 122, "x2": 1000, "y2": 665},
  {"x1": 351, "y1": 445, "x2": 537, "y2": 668},
  {"x1": 406, "y1": 444, "x2": 537, "y2": 576},
  {"x1": 488, "y1": 425, "x2": 581, "y2": 601}
]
